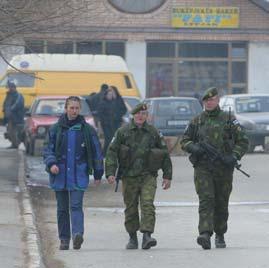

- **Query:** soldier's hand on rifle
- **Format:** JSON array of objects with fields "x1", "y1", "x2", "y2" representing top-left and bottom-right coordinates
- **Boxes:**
[
  {"x1": 223, "y1": 154, "x2": 237, "y2": 167},
  {"x1": 107, "y1": 175, "x2": 116, "y2": 184},
  {"x1": 162, "y1": 178, "x2": 171, "y2": 190},
  {"x1": 187, "y1": 143, "x2": 205, "y2": 157}
]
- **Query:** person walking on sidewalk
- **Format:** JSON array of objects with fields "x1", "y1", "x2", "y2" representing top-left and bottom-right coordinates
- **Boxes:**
[
  {"x1": 105, "y1": 103, "x2": 172, "y2": 250},
  {"x1": 43, "y1": 96, "x2": 104, "y2": 250},
  {"x1": 2, "y1": 80, "x2": 24, "y2": 149},
  {"x1": 180, "y1": 87, "x2": 249, "y2": 250}
]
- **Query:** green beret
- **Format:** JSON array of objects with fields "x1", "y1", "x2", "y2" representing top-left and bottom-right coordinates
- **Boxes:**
[
  {"x1": 131, "y1": 103, "x2": 148, "y2": 115},
  {"x1": 202, "y1": 87, "x2": 218, "y2": 101}
]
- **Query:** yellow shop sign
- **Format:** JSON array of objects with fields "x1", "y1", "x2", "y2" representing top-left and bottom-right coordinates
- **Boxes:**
[{"x1": 172, "y1": 7, "x2": 239, "y2": 28}]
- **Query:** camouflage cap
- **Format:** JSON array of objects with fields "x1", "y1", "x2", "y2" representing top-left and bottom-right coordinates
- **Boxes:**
[
  {"x1": 131, "y1": 103, "x2": 148, "y2": 115},
  {"x1": 202, "y1": 87, "x2": 218, "y2": 101}
]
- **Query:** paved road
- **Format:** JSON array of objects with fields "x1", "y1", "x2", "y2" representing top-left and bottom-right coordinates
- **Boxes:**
[
  {"x1": 0, "y1": 126, "x2": 26, "y2": 267},
  {"x1": 28, "y1": 151, "x2": 269, "y2": 268}
]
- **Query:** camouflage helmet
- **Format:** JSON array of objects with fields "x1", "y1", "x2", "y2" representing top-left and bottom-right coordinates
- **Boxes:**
[
  {"x1": 131, "y1": 103, "x2": 148, "y2": 115},
  {"x1": 202, "y1": 87, "x2": 218, "y2": 101}
]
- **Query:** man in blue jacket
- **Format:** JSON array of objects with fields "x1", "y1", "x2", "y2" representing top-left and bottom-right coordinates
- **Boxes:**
[
  {"x1": 43, "y1": 96, "x2": 104, "y2": 250},
  {"x1": 3, "y1": 80, "x2": 24, "y2": 148}
]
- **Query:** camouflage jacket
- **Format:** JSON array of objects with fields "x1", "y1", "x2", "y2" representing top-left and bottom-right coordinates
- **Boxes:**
[
  {"x1": 180, "y1": 106, "x2": 249, "y2": 165},
  {"x1": 105, "y1": 120, "x2": 172, "y2": 179}
]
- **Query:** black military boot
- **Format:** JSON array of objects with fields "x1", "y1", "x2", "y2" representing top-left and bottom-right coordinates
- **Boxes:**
[
  {"x1": 126, "y1": 232, "x2": 138, "y2": 249},
  {"x1": 215, "y1": 234, "x2": 226, "y2": 248},
  {"x1": 197, "y1": 232, "x2": 211, "y2": 250},
  {"x1": 59, "y1": 240, "x2": 69, "y2": 250},
  {"x1": 142, "y1": 232, "x2": 157, "y2": 250}
]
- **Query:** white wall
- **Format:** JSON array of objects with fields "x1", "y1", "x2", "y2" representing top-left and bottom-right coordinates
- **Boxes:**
[
  {"x1": 125, "y1": 42, "x2": 146, "y2": 98},
  {"x1": 248, "y1": 42, "x2": 269, "y2": 94}
]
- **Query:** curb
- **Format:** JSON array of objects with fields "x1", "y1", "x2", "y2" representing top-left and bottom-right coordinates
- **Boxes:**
[{"x1": 18, "y1": 150, "x2": 45, "y2": 268}]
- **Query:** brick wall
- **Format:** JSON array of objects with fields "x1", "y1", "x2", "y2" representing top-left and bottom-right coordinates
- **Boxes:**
[{"x1": 24, "y1": 0, "x2": 269, "y2": 42}]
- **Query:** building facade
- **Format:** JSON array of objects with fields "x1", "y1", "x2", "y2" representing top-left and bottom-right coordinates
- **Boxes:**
[{"x1": 1, "y1": 0, "x2": 269, "y2": 98}]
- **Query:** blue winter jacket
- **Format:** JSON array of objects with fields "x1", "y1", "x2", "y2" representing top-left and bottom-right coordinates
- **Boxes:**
[{"x1": 43, "y1": 114, "x2": 104, "y2": 191}]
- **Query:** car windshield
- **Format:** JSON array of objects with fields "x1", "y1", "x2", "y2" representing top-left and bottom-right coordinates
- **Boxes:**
[
  {"x1": 33, "y1": 99, "x2": 91, "y2": 116},
  {"x1": 123, "y1": 97, "x2": 140, "y2": 109},
  {"x1": 0, "y1": 73, "x2": 35, "y2": 87},
  {"x1": 235, "y1": 96, "x2": 269, "y2": 113},
  {"x1": 155, "y1": 99, "x2": 201, "y2": 116}
]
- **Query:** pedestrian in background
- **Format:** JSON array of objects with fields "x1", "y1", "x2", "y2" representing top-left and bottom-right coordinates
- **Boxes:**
[
  {"x1": 105, "y1": 103, "x2": 172, "y2": 250},
  {"x1": 2, "y1": 80, "x2": 24, "y2": 149},
  {"x1": 110, "y1": 85, "x2": 127, "y2": 130},
  {"x1": 86, "y1": 84, "x2": 108, "y2": 124},
  {"x1": 43, "y1": 96, "x2": 104, "y2": 250},
  {"x1": 180, "y1": 87, "x2": 249, "y2": 250}
]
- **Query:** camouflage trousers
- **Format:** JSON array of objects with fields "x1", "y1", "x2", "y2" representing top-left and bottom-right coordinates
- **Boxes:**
[
  {"x1": 194, "y1": 166, "x2": 233, "y2": 236},
  {"x1": 122, "y1": 174, "x2": 157, "y2": 234}
]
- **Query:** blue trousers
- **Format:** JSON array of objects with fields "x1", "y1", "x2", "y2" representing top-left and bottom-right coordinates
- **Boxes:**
[{"x1": 55, "y1": 190, "x2": 84, "y2": 241}]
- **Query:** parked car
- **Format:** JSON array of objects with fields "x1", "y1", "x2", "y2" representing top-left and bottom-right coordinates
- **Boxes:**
[
  {"x1": 219, "y1": 94, "x2": 269, "y2": 152},
  {"x1": 24, "y1": 96, "x2": 96, "y2": 156},
  {"x1": 144, "y1": 97, "x2": 203, "y2": 136}
]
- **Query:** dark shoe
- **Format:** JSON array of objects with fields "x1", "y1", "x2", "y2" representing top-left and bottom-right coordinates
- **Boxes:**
[
  {"x1": 73, "y1": 234, "x2": 84, "y2": 250},
  {"x1": 197, "y1": 232, "x2": 211, "y2": 250},
  {"x1": 126, "y1": 232, "x2": 138, "y2": 249},
  {"x1": 215, "y1": 234, "x2": 226, "y2": 248},
  {"x1": 59, "y1": 240, "x2": 69, "y2": 250},
  {"x1": 142, "y1": 232, "x2": 157, "y2": 250}
]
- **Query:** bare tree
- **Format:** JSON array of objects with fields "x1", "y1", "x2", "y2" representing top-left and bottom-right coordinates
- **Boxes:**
[{"x1": 0, "y1": 0, "x2": 90, "y2": 43}]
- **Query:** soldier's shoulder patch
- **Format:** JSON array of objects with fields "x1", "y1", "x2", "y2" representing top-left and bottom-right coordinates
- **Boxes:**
[{"x1": 158, "y1": 131, "x2": 164, "y2": 138}]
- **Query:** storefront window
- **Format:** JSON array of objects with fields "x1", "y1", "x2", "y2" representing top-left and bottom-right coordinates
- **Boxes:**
[
  {"x1": 25, "y1": 40, "x2": 45, "y2": 53},
  {"x1": 232, "y1": 62, "x2": 246, "y2": 83},
  {"x1": 47, "y1": 41, "x2": 73, "y2": 53},
  {"x1": 147, "y1": 41, "x2": 247, "y2": 97},
  {"x1": 77, "y1": 41, "x2": 102, "y2": 54},
  {"x1": 232, "y1": 43, "x2": 247, "y2": 58},
  {"x1": 147, "y1": 43, "x2": 175, "y2": 58},
  {"x1": 105, "y1": 42, "x2": 125, "y2": 58},
  {"x1": 178, "y1": 43, "x2": 228, "y2": 58},
  {"x1": 178, "y1": 61, "x2": 228, "y2": 97},
  {"x1": 148, "y1": 63, "x2": 173, "y2": 97}
]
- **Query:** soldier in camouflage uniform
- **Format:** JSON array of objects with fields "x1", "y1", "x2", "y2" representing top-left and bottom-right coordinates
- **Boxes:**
[
  {"x1": 105, "y1": 103, "x2": 172, "y2": 250},
  {"x1": 180, "y1": 87, "x2": 248, "y2": 250}
]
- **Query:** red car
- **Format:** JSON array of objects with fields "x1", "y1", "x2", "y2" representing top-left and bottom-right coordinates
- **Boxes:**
[{"x1": 24, "y1": 96, "x2": 96, "y2": 155}]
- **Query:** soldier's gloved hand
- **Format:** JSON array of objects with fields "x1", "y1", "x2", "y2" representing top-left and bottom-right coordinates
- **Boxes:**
[
  {"x1": 187, "y1": 143, "x2": 204, "y2": 157},
  {"x1": 223, "y1": 154, "x2": 237, "y2": 167}
]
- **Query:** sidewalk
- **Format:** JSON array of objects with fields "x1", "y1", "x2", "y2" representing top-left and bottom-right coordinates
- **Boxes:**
[
  {"x1": 0, "y1": 125, "x2": 43, "y2": 268},
  {"x1": 30, "y1": 154, "x2": 269, "y2": 268},
  {"x1": 0, "y1": 148, "x2": 26, "y2": 268}
]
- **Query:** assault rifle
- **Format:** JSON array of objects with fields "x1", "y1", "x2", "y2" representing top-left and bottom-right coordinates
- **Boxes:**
[
  {"x1": 114, "y1": 167, "x2": 122, "y2": 192},
  {"x1": 199, "y1": 141, "x2": 250, "y2": 178}
]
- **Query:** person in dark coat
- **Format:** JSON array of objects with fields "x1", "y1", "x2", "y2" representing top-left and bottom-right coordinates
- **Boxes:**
[
  {"x1": 97, "y1": 88, "x2": 116, "y2": 155},
  {"x1": 110, "y1": 86, "x2": 127, "y2": 130},
  {"x1": 2, "y1": 80, "x2": 24, "y2": 148},
  {"x1": 43, "y1": 96, "x2": 104, "y2": 250},
  {"x1": 86, "y1": 84, "x2": 109, "y2": 124}
]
